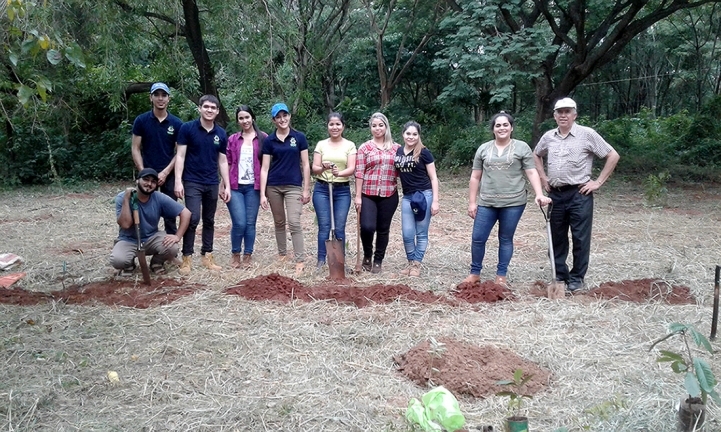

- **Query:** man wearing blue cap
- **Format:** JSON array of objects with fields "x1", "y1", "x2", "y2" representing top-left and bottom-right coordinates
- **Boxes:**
[
  {"x1": 110, "y1": 168, "x2": 191, "y2": 275},
  {"x1": 131, "y1": 82, "x2": 184, "y2": 235}
]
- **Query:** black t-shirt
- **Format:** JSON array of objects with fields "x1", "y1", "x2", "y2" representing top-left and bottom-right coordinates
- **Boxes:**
[{"x1": 394, "y1": 147, "x2": 434, "y2": 194}]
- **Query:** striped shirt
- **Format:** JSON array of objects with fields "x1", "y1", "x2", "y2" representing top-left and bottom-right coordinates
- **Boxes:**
[
  {"x1": 355, "y1": 140, "x2": 400, "y2": 197},
  {"x1": 534, "y1": 123, "x2": 614, "y2": 187}
]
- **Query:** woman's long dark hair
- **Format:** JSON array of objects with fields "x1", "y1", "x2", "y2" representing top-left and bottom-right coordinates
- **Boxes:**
[{"x1": 236, "y1": 105, "x2": 264, "y2": 150}]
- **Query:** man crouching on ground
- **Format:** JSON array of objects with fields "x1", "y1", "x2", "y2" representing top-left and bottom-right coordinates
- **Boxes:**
[{"x1": 110, "y1": 168, "x2": 191, "y2": 275}]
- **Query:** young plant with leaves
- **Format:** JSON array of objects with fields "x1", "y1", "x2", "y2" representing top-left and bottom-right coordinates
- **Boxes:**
[
  {"x1": 649, "y1": 323, "x2": 721, "y2": 405},
  {"x1": 496, "y1": 368, "x2": 533, "y2": 419}
]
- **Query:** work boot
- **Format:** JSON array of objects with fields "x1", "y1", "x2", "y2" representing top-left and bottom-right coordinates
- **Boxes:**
[
  {"x1": 409, "y1": 261, "x2": 421, "y2": 277},
  {"x1": 316, "y1": 260, "x2": 325, "y2": 272},
  {"x1": 230, "y1": 253, "x2": 242, "y2": 269},
  {"x1": 201, "y1": 253, "x2": 222, "y2": 271},
  {"x1": 242, "y1": 253, "x2": 253, "y2": 268},
  {"x1": 178, "y1": 255, "x2": 192, "y2": 276},
  {"x1": 371, "y1": 261, "x2": 382, "y2": 274},
  {"x1": 277, "y1": 254, "x2": 289, "y2": 263},
  {"x1": 462, "y1": 274, "x2": 480, "y2": 284},
  {"x1": 295, "y1": 262, "x2": 305, "y2": 276},
  {"x1": 362, "y1": 257, "x2": 372, "y2": 272},
  {"x1": 400, "y1": 260, "x2": 413, "y2": 276},
  {"x1": 495, "y1": 275, "x2": 508, "y2": 287}
]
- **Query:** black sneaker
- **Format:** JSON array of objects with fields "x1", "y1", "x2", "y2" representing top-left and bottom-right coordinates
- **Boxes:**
[
  {"x1": 567, "y1": 280, "x2": 584, "y2": 292},
  {"x1": 371, "y1": 261, "x2": 382, "y2": 274},
  {"x1": 362, "y1": 257, "x2": 372, "y2": 272}
]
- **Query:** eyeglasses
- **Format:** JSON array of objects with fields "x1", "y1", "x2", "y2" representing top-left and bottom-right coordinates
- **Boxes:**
[{"x1": 201, "y1": 105, "x2": 219, "y2": 111}]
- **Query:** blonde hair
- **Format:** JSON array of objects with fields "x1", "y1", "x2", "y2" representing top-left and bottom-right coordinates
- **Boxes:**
[
  {"x1": 403, "y1": 121, "x2": 426, "y2": 162},
  {"x1": 368, "y1": 112, "x2": 394, "y2": 151}
]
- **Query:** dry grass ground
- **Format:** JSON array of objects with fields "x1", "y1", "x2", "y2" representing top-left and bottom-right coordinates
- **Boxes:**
[{"x1": 1, "y1": 175, "x2": 721, "y2": 431}]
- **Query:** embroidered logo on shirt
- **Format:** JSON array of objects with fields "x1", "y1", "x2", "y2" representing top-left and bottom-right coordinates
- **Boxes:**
[
  {"x1": 290, "y1": 137, "x2": 297, "y2": 147},
  {"x1": 167, "y1": 126, "x2": 174, "y2": 135},
  {"x1": 214, "y1": 135, "x2": 220, "y2": 146}
]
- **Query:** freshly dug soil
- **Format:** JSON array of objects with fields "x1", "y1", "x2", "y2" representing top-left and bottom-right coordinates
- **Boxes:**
[
  {"x1": 0, "y1": 279, "x2": 201, "y2": 308},
  {"x1": 531, "y1": 278, "x2": 695, "y2": 304},
  {"x1": 395, "y1": 337, "x2": 551, "y2": 398}
]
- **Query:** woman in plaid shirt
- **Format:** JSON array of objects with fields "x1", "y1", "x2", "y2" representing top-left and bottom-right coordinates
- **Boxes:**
[{"x1": 354, "y1": 112, "x2": 400, "y2": 274}]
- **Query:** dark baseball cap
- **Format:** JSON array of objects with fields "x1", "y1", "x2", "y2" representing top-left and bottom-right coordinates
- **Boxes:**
[{"x1": 137, "y1": 168, "x2": 159, "y2": 180}]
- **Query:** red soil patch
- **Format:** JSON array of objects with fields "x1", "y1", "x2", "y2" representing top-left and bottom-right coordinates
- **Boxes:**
[
  {"x1": 453, "y1": 281, "x2": 515, "y2": 303},
  {"x1": 0, "y1": 279, "x2": 202, "y2": 308},
  {"x1": 530, "y1": 278, "x2": 695, "y2": 304},
  {"x1": 395, "y1": 338, "x2": 551, "y2": 398},
  {"x1": 224, "y1": 274, "x2": 513, "y2": 306}
]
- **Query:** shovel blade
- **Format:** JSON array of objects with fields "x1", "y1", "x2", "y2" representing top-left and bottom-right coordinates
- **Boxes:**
[
  {"x1": 137, "y1": 249, "x2": 152, "y2": 285},
  {"x1": 547, "y1": 281, "x2": 565, "y2": 299},
  {"x1": 326, "y1": 239, "x2": 345, "y2": 280}
]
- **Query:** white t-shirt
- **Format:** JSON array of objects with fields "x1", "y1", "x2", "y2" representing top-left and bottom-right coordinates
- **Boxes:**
[{"x1": 237, "y1": 142, "x2": 255, "y2": 185}]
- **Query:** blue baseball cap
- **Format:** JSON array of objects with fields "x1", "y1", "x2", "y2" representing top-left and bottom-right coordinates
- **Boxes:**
[
  {"x1": 150, "y1": 82, "x2": 171, "y2": 96},
  {"x1": 410, "y1": 191, "x2": 427, "y2": 221},
  {"x1": 271, "y1": 103, "x2": 289, "y2": 118}
]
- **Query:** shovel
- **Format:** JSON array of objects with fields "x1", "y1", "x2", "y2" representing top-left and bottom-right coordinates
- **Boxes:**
[
  {"x1": 353, "y1": 204, "x2": 362, "y2": 274},
  {"x1": 540, "y1": 202, "x2": 564, "y2": 299},
  {"x1": 325, "y1": 182, "x2": 346, "y2": 280},
  {"x1": 131, "y1": 192, "x2": 152, "y2": 285}
]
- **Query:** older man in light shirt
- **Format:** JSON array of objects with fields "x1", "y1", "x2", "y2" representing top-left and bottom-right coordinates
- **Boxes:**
[{"x1": 533, "y1": 97, "x2": 620, "y2": 292}]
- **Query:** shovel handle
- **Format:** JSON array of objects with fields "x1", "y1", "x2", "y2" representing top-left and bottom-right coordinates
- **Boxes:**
[{"x1": 539, "y1": 201, "x2": 553, "y2": 222}]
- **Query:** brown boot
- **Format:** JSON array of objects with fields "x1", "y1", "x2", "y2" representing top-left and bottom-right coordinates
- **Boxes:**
[
  {"x1": 201, "y1": 253, "x2": 222, "y2": 271},
  {"x1": 242, "y1": 253, "x2": 252, "y2": 268},
  {"x1": 400, "y1": 260, "x2": 413, "y2": 276},
  {"x1": 462, "y1": 274, "x2": 480, "y2": 284},
  {"x1": 230, "y1": 253, "x2": 242, "y2": 269},
  {"x1": 178, "y1": 255, "x2": 192, "y2": 276},
  {"x1": 295, "y1": 262, "x2": 305, "y2": 276},
  {"x1": 409, "y1": 261, "x2": 421, "y2": 277}
]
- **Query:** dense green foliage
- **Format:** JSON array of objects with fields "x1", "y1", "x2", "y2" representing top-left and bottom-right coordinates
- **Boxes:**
[{"x1": 2, "y1": 0, "x2": 721, "y2": 185}]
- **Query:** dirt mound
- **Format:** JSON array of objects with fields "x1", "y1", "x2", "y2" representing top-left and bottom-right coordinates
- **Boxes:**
[
  {"x1": 589, "y1": 278, "x2": 694, "y2": 304},
  {"x1": 225, "y1": 274, "x2": 461, "y2": 306},
  {"x1": 0, "y1": 279, "x2": 201, "y2": 308},
  {"x1": 453, "y1": 281, "x2": 515, "y2": 303},
  {"x1": 395, "y1": 338, "x2": 551, "y2": 398},
  {"x1": 530, "y1": 278, "x2": 695, "y2": 304}
]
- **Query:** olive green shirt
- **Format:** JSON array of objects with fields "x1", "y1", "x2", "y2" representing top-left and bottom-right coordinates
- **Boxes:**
[{"x1": 472, "y1": 139, "x2": 535, "y2": 207}]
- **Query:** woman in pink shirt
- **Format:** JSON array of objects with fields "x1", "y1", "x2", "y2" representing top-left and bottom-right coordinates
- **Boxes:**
[{"x1": 224, "y1": 105, "x2": 266, "y2": 268}]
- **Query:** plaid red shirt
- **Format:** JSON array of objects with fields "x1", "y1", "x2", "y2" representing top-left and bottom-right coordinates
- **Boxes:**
[{"x1": 355, "y1": 140, "x2": 400, "y2": 197}]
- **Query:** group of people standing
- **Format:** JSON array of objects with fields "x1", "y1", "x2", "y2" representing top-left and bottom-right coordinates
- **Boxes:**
[{"x1": 111, "y1": 82, "x2": 619, "y2": 292}]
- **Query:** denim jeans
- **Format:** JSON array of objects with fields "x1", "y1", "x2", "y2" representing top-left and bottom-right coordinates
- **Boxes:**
[
  {"x1": 312, "y1": 182, "x2": 351, "y2": 262},
  {"x1": 360, "y1": 192, "x2": 399, "y2": 262},
  {"x1": 182, "y1": 181, "x2": 219, "y2": 256},
  {"x1": 226, "y1": 184, "x2": 261, "y2": 255},
  {"x1": 549, "y1": 188, "x2": 594, "y2": 283},
  {"x1": 159, "y1": 174, "x2": 178, "y2": 235},
  {"x1": 401, "y1": 189, "x2": 433, "y2": 262},
  {"x1": 470, "y1": 204, "x2": 526, "y2": 276}
]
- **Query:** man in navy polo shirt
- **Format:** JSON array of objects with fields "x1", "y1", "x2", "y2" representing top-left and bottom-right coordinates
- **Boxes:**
[
  {"x1": 131, "y1": 82, "x2": 183, "y2": 235},
  {"x1": 174, "y1": 94, "x2": 231, "y2": 275}
]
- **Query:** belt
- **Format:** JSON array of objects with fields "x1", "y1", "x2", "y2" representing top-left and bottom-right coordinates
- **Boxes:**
[
  {"x1": 550, "y1": 184, "x2": 581, "y2": 192},
  {"x1": 316, "y1": 179, "x2": 349, "y2": 186}
]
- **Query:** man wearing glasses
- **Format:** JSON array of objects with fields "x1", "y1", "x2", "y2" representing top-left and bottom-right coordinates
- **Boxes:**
[
  {"x1": 131, "y1": 82, "x2": 183, "y2": 235},
  {"x1": 174, "y1": 95, "x2": 231, "y2": 275}
]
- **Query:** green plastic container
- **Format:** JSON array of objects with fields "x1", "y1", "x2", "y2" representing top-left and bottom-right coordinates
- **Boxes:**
[{"x1": 506, "y1": 416, "x2": 529, "y2": 432}]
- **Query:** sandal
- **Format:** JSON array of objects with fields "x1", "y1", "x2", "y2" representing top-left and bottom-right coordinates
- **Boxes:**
[{"x1": 150, "y1": 263, "x2": 166, "y2": 275}]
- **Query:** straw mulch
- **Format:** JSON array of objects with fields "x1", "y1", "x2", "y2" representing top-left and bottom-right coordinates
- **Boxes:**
[{"x1": 1, "y1": 178, "x2": 721, "y2": 431}]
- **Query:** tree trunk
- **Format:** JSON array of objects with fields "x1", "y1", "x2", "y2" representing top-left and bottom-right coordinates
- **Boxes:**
[{"x1": 182, "y1": 0, "x2": 229, "y2": 127}]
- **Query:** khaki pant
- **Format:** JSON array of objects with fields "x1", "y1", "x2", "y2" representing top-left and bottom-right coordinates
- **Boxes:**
[
  {"x1": 109, "y1": 232, "x2": 178, "y2": 269},
  {"x1": 266, "y1": 185, "x2": 304, "y2": 262}
]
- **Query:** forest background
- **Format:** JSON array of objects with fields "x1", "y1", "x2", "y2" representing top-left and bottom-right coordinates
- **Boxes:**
[{"x1": 3, "y1": 0, "x2": 721, "y2": 187}]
